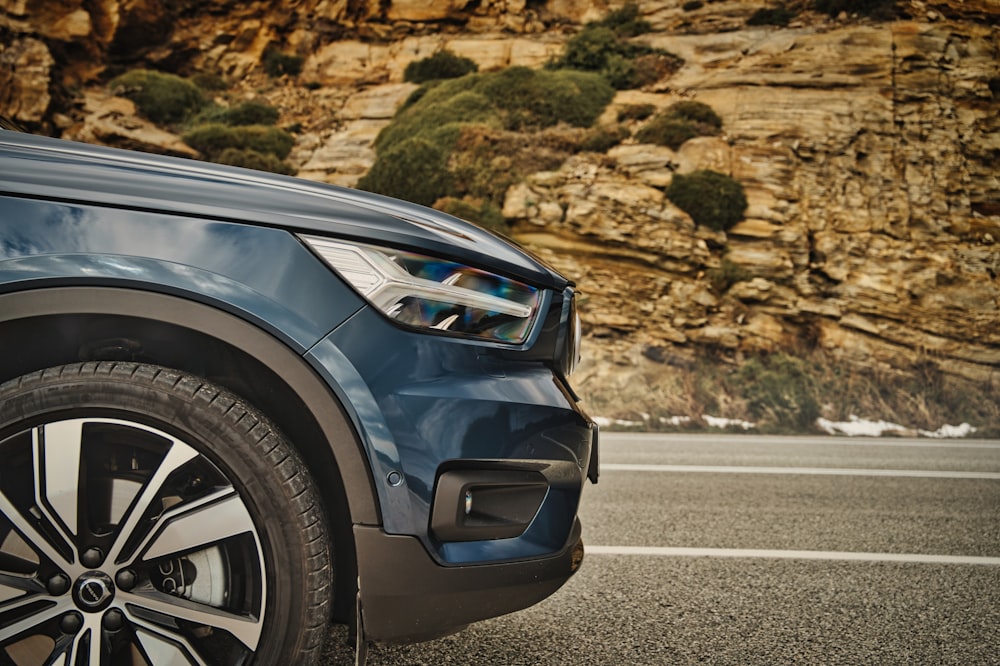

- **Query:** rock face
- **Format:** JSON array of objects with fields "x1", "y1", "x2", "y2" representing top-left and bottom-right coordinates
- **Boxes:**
[{"x1": 2, "y1": 0, "x2": 998, "y2": 422}]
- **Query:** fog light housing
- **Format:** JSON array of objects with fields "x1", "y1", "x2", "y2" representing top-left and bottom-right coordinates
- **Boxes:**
[{"x1": 431, "y1": 470, "x2": 548, "y2": 542}]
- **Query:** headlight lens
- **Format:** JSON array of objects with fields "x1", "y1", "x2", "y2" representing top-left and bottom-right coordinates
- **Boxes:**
[{"x1": 302, "y1": 236, "x2": 542, "y2": 344}]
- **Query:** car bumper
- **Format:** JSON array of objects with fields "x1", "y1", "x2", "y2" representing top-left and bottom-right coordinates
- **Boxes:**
[{"x1": 355, "y1": 518, "x2": 585, "y2": 643}]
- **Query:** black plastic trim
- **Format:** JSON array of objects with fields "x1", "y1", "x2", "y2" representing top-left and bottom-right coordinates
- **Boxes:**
[
  {"x1": 430, "y1": 469, "x2": 548, "y2": 542},
  {"x1": 0, "y1": 287, "x2": 379, "y2": 525},
  {"x1": 355, "y1": 520, "x2": 584, "y2": 643}
]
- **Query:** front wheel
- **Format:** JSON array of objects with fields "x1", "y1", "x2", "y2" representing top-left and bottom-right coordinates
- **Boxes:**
[{"x1": 0, "y1": 363, "x2": 332, "y2": 665}]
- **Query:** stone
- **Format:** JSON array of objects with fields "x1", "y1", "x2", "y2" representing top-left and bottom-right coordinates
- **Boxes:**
[
  {"x1": 64, "y1": 90, "x2": 199, "y2": 158},
  {"x1": 0, "y1": 38, "x2": 54, "y2": 123}
]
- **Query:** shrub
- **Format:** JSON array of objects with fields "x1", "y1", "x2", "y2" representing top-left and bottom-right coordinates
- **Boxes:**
[
  {"x1": 196, "y1": 101, "x2": 281, "y2": 127},
  {"x1": 636, "y1": 100, "x2": 722, "y2": 149},
  {"x1": 448, "y1": 125, "x2": 572, "y2": 204},
  {"x1": 580, "y1": 125, "x2": 630, "y2": 152},
  {"x1": 618, "y1": 103, "x2": 656, "y2": 122},
  {"x1": 215, "y1": 148, "x2": 295, "y2": 175},
  {"x1": 357, "y1": 138, "x2": 452, "y2": 206},
  {"x1": 262, "y1": 49, "x2": 304, "y2": 77},
  {"x1": 108, "y1": 69, "x2": 206, "y2": 126},
  {"x1": 600, "y1": 53, "x2": 638, "y2": 90},
  {"x1": 377, "y1": 68, "x2": 612, "y2": 153},
  {"x1": 553, "y1": 13, "x2": 681, "y2": 90},
  {"x1": 182, "y1": 123, "x2": 295, "y2": 160},
  {"x1": 707, "y1": 258, "x2": 753, "y2": 293},
  {"x1": 637, "y1": 118, "x2": 698, "y2": 150},
  {"x1": 556, "y1": 27, "x2": 621, "y2": 75},
  {"x1": 631, "y1": 53, "x2": 682, "y2": 87},
  {"x1": 682, "y1": 1, "x2": 704, "y2": 10},
  {"x1": 191, "y1": 72, "x2": 228, "y2": 91},
  {"x1": 437, "y1": 197, "x2": 507, "y2": 233},
  {"x1": 748, "y1": 6, "x2": 797, "y2": 26},
  {"x1": 218, "y1": 101, "x2": 280, "y2": 126},
  {"x1": 814, "y1": 0, "x2": 897, "y2": 19},
  {"x1": 374, "y1": 90, "x2": 495, "y2": 152},
  {"x1": 404, "y1": 50, "x2": 478, "y2": 83},
  {"x1": 596, "y1": 2, "x2": 652, "y2": 37},
  {"x1": 732, "y1": 353, "x2": 821, "y2": 432},
  {"x1": 666, "y1": 170, "x2": 747, "y2": 231},
  {"x1": 362, "y1": 67, "x2": 612, "y2": 209},
  {"x1": 668, "y1": 100, "x2": 723, "y2": 130},
  {"x1": 482, "y1": 67, "x2": 615, "y2": 130}
]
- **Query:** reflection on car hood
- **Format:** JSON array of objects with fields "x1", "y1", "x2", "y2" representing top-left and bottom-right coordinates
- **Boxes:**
[{"x1": 0, "y1": 131, "x2": 569, "y2": 289}]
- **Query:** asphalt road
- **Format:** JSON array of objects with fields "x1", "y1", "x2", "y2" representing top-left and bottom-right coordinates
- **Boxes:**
[{"x1": 324, "y1": 434, "x2": 1000, "y2": 665}]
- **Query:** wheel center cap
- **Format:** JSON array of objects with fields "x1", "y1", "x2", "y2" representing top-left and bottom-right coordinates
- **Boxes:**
[{"x1": 73, "y1": 571, "x2": 115, "y2": 612}]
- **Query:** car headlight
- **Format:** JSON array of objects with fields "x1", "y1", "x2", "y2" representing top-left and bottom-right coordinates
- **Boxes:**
[{"x1": 301, "y1": 236, "x2": 542, "y2": 344}]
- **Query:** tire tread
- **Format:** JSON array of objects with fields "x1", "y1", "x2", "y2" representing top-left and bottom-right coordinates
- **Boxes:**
[{"x1": 0, "y1": 362, "x2": 333, "y2": 664}]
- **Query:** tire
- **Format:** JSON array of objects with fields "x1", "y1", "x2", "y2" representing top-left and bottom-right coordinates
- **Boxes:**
[{"x1": 0, "y1": 363, "x2": 332, "y2": 665}]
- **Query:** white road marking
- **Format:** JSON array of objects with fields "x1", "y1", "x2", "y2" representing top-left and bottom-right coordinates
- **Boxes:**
[
  {"x1": 599, "y1": 464, "x2": 1000, "y2": 479},
  {"x1": 600, "y1": 434, "x2": 1000, "y2": 449},
  {"x1": 587, "y1": 546, "x2": 1000, "y2": 566}
]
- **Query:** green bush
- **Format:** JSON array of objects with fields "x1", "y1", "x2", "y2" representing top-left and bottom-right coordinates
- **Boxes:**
[
  {"x1": 357, "y1": 138, "x2": 452, "y2": 207},
  {"x1": 600, "y1": 53, "x2": 638, "y2": 90},
  {"x1": 596, "y1": 2, "x2": 652, "y2": 37},
  {"x1": 404, "y1": 50, "x2": 478, "y2": 83},
  {"x1": 195, "y1": 101, "x2": 281, "y2": 127},
  {"x1": 552, "y1": 8, "x2": 681, "y2": 90},
  {"x1": 732, "y1": 353, "x2": 821, "y2": 432},
  {"x1": 636, "y1": 101, "x2": 722, "y2": 149},
  {"x1": 437, "y1": 197, "x2": 507, "y2": 233},
  {"x1": 747, "y1": 6, "x2": 797, "y2": 26},
  {"x1": 191, "y1": 72, "x2": 229, "y2": 91},
  {"x1": 362, "y1": 67, "x2": 612, "y2": 209},
  {"x1": 375, "y1": 90, "x2": 496, "y2": 152},
  {"x1": 481, "y1": 67, "x2": 615, "y2": 130},
  {"x1": 448, "y1": 125, "x2": 576, "y2": 204},
  {"x1": 262, "y1": 49, "x2": 304, "y2": 77},
  {"x1": 580, "y1": 125, "x2": 630, "y2": 152},
  {"x1": 666, "y1": 170, "x2": 747, "y2": 231},
  {"x1": 707, "y1": 258, "x2": 753, "y2": 293},
  {"x1": 182, "y1": 123, "x2": 295, "y2": 160},
  {"x1": 561, "y1": 26, "x2": 622, "y2": 72},
  {"x1": 108, "y1": 69, "x2": 206, "y2": 125},
  {"x1": 218, "y1": 101, "x2": 280, "y2": 126},
  {"x1": 814, "y1": 0, "x2": 896, "y2": 19},
  {"x1": 215, "y1": 148, "x2": 295, "y2": 175},
  {"x1": 637, "y1": 118, "x2": 698, "y2": 150},
  {"x1": 632, "y1": 53, "x2": 682, "y2": 87},
  {"x1": 375, "y1": 68, "x2": 612, "y2": 153},
  {"x1": 668, "y1": 100, "x2": 723, "y2": 129},
  {"x1": 618, "y1": 103, "x2": 656, "y2": 122}
]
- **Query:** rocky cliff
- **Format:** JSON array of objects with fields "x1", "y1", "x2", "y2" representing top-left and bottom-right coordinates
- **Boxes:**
[{"x1": 2, "y1": 0, "x2": 998, "y2": 432}]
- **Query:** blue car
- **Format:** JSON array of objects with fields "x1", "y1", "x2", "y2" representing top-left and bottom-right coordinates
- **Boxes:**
[{"x1": 0, "y1": 130, "x2": 598, "y2": 665}]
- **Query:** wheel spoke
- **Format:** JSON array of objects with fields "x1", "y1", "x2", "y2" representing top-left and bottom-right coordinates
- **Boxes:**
[
  {"x1": 34, "y1": 421, "x2": 83, "y2": 541},
  {"x1": 63, "y1": 617, "x2": 102, "y2": 666},
  {"x1": 0, "y1": 573, "x2": 43, "y2": 602},
  {"x1": 136, "y1": 490, "x2": 255, "y2": 563},
  {"x1": 0, "y1": 595, "x2": 72, "y2": 643},
  {"x1": 130, "y1": 615, "x2": 209, "y2": 666},
  {"x1": 0, "y1": 375, "x2": 300, "y2": 664},
  {"x1": 121, "y1": 589, "x2": 263, "y2": 652},
  {"x1": 0, "y1": 490, "x2": 76, "y2": 574},
  {"x1": 105, "y1": 431, "x2": 199, "y2": 566}
]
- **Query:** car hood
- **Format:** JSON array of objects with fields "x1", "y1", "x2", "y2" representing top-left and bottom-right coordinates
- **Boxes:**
[{"x1": 0, "y1": 132, "x2": 570, "y2": 289}]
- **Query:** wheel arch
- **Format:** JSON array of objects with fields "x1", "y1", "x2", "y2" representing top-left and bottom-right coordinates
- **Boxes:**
[{"x1": 0, "y1": 286, "x2": 378, "y2": 622}]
